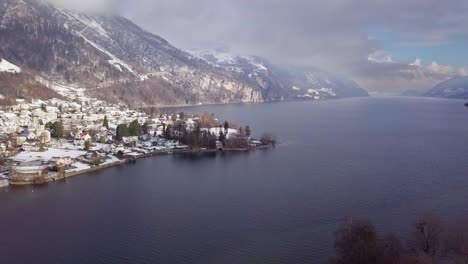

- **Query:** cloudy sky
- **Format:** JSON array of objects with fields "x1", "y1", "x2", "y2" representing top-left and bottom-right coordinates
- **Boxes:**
[{"x1": 50, "y1": 0, "x2": 468, "y2": 94}]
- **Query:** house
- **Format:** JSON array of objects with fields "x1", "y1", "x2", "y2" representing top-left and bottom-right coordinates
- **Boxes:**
[
  {"x1": 21, "y1": 129, "x2": 37, "y2": 141},
  {"x1": 38, "y1": 131, "x2": 51, "y2": 145},
  {"x1": 48, "y1": 156, "x2": 73, "y2": 170},
  {"x1": 74, "y1": 132, "x2": 91, "y2": 145}
]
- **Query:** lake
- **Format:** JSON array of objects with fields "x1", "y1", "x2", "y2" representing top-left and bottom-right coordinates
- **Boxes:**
[{"x1": 1, "y1": 97, "x2": 468, "y2": 264}]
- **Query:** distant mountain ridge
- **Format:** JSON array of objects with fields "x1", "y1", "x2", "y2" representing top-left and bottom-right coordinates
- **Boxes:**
[
  {"x1": 425, "y1": 76, "x2": 468, "y2": 99},
  {"x1": 0, "y1": 0, "x2": 368, "y2": 106}
]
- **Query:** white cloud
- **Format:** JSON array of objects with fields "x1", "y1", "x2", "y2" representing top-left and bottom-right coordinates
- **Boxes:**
[{"x1": 368, "y1": 52, "x2": 393, "y2": 63}]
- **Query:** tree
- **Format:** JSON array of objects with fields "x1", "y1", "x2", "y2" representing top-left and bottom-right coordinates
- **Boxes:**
[
  {"x1": 84, "y1": 140, "x2": 91, "y2": 151},
  {"x1": 51, "y1": 121, "x2": 64, "y2": 138},
  {"x1": 45, "y1": 121, "x2": 54, "y2": 130},
  {"x1": 223, "y1": 121, "x2": 230, "y2": 133},
  {"x1": 218, "y1": 130, "x2": 226, "y2": 144},
  {"x1": 260, "y1": 132, "x2": 276, "y2": 146},
  {"x1": 58, "y1": 104, "x2": 63, "y2": 113},
  {"x1": 162, "y1": 123, "x2": 166, "y2": 136},
  {"x1": 199, "y1": 112, "x2": 218, "y2": 128},
  {"x1": 142, "y1": 121, "x2": 151, "y2": 135},
  {"x1": 103, "y1": 115, "x2": 109, "y2": 129},
  {"x1": 41, "y1": 103, "x2": 47, "y2": 112},
  {"x1": 179, "y1": 111, "x2": 185, "y2": 120},
  {"x1": 410, "y1": 214, "x2": 443, "y2": 257},
  {"x1": 245, "y1": 125, "x2": 252, "y2": 138},
  {"x1": 445, "y1": 223, "x2": 468, "y2": 263},
  {"x1": 164, "y1": 125, "x2": 172, "y2": 139},
  {"x1": 116, "y1": 124, "x2": 129, "y2": 140},
  {"x1": 116, "y1": 150, "x2": 124, "y2": 159},
  {"x1": 225, "y1": 133, "x2": 249, "y2": 149},
  {"x1": 332, "y1": 219, "x2": 383, "y2": 264},
  {"x1": 128, "y1": 120, "x2": 142, "y2": 136}
]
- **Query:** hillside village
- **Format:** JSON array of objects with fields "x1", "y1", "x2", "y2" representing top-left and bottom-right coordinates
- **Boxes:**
[{"x1": 0, "y1": 86, "x2": 275, "y2": 187}]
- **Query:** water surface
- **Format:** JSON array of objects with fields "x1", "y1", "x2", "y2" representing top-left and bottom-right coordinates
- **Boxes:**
[{"x1": 1, "y1": 97, "x2": 468, "y2": 264}]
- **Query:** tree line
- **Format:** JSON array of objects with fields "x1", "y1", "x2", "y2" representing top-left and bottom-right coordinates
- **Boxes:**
[
  {"x1": 116, "y1": 120, "x2": 142, "y2": 140},
  {"x1": 330, "y1": 214, "x2": 468, "y2": 264}
]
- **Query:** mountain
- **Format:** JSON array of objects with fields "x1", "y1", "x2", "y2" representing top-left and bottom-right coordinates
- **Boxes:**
[
  {"x1": 190, "y1": 50, "x2": 368, "y2": 100},
  {"x1": 0, "y1": 58, "x2": 62, "y2": 105},
  {"x1": 0, "y1": 0, "x2": 368, "y2": 106},
  {"x1": 425, "y1": 76, "x2": 468, "y2": 99}
]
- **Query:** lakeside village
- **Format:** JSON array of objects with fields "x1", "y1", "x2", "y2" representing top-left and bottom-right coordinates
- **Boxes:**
[{"x1": 0, "y1": 93, "x2": 276, "y2": 188}]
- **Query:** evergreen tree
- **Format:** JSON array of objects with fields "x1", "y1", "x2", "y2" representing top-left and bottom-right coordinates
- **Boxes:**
[
  {"x1": 84, "y1": 140, "x2": 91, "y2": 151},
  {"x1": 218, "y1": 131, "x2": 226, "y2": 144},
  {"x1": 142, "y1": 121, "x2": 150, "y2": 135},
  {"x1": 128, "y1": 120, "x2": 142, "y2": 136},
  {"x1": 51, "y1": 121, "x2": 64, "y2": 138},
  {"x1": 116, "y1": 124, "x2": 129, "y2": 140},
  {"x1": 223, "y1": 121, "x2": 230, "y2": 133},
  {"x1": 164, "y1": 125, "x2": 172, "y2": 139},
  {"x1": 245, "y1": 125, "x2": 252, "y2": 138},
  {"x1": 103, "y1": 116, "x2": 109, "y2": 129},
  {"x1": 45, "y1": 121, "x2": 54, "y2": 130},
  {"x1": 179, "y1": 111, "x2": 185, "y2": 120}
]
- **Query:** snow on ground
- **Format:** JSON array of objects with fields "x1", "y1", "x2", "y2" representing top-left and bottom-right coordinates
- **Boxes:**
[
  {"x1": 13, "y1": 148, "x2": 87, "y2": 162},
  {"x1": 307, "y1": 89, "x2": 319, "y2": 95},
  {"x1": 0, "y1": 59, "x2": 21, "y2": 73},
  {"x1": 57, "y1": 9, "x2": 139, "y2": 77},
  {"x1": 202, "y1": 127, "x2": 239, "y2": 139},
  {"x1": 189, "y1": 50, "x2": 238, "y2": 65},
  {"x1": 57, "y1": 8, "x2": 112, "y2": 41},
  {"x1": 66, "y1": 162, "x2": 90, "y2": 173},
  {"x1": 77, "y1": 32, "x2": 136, "y2": 75},
  {"x1": 102, "y1": 155, "x2": 120, "y2": 165},
  {"x1": 50, "y1": 83, "x2": 85, "y2": 93},
  {"x1": 246, "y1": 57, "x2": 268, "y2": 71}
]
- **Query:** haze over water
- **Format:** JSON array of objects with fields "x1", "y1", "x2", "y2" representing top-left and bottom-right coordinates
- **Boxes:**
[{"x1": 1, "y1": 97, "x2": 468, "y2": 264}]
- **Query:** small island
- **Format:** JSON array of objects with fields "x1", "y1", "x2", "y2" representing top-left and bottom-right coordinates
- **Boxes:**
[{"x1": 0, "y1": 97, "x2": 275, "y2": 186}]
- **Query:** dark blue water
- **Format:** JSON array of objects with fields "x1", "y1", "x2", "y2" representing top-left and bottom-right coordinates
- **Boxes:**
[{"x1": 1, "y1": 97, "x2": 468, "y2": 264}]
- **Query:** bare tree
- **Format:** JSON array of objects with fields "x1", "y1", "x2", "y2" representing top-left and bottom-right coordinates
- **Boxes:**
[
  {"x1": 260, "y1": 132, "x2": 277, "y2": 146},
  {"x1": 409, "y1": 214, "x2": 443, "y2": 257},
  {"x1": 445, "y1": 223, "x2": 468, "y2": 264},
  {"x1": 332, "y1": 219, "x2": 383, "y2": 264}
]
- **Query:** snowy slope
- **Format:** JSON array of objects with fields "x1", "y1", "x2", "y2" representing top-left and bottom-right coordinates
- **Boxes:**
[
  {"x1": 425, "y1": 76, "x2": 468, "y2": 99},
  {"x1": 0, "y1": 58, "x2": 21, "y2": 73}
]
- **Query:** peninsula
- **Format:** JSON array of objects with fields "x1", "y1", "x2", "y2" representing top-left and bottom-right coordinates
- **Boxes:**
[{"x1": 0, "y1": 87, "x2": 275, "y2": 186}]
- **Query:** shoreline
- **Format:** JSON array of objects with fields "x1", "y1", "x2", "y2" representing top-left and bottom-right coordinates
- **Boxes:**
[
  {"x1": 152, "y1": 95, "x2": 371, "y2": 110},
  {"x1": 8, "y1": 145, "x2": 273, "y2": 186}
]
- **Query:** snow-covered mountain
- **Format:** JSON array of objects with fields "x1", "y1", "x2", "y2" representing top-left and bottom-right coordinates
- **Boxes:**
[
  {"x1": 190, "y1": 49, "x2": 368, "y2": 100},
  {"x1": 425, "y1": 76, "x2": 468, "y2": 99},
  {"x1": 0, "y1": 0, "x2": 368, "y2": 106}
]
